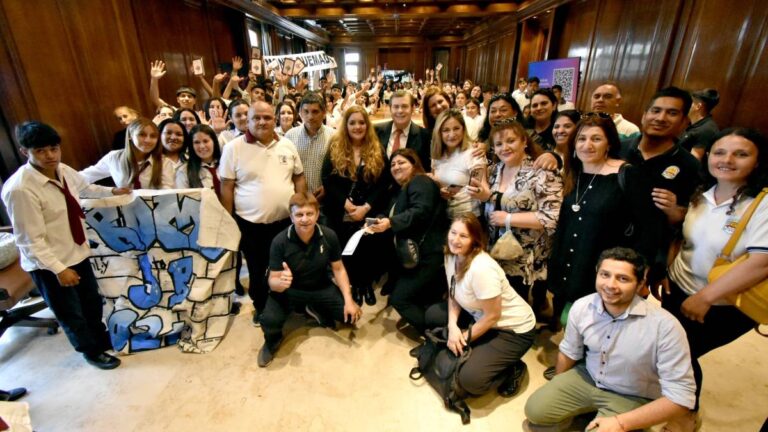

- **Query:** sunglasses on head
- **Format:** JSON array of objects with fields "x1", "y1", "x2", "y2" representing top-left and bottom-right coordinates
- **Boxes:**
[{"x1": 580, "y1": 111, "x2": 612, "y2": 120}]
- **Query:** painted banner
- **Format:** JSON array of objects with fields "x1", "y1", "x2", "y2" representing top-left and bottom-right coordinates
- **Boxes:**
[
  {"x1": 528, "y1": 57, "x2": 581, "y2": 103},
  {"x1": 82, "y1": 189, "x2": 241, "y2": 354},
  {"x1": 264, "y1": 50, "x2": 338, "y2": 76}
]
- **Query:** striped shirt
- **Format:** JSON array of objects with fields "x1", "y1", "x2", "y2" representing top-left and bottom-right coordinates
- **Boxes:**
[{"x1": 285, "y1": 124, "x2": 334, "y2": 193}]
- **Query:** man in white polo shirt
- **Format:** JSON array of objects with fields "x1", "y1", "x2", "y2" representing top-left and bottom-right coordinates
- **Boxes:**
[{"x1": 220, "y1": 101, "x2": 307, "y2": 325}]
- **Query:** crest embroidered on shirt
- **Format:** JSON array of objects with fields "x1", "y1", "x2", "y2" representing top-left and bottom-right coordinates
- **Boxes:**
[
  {"x1": 723, "y1": 218, "x2": 738, "y2": 234},
  {"x1": 279, "y1": 155, "x2": 288, "y2": 165},
  {"x1": 661, "y1": 165, "x2": 680, "y2": 179}
]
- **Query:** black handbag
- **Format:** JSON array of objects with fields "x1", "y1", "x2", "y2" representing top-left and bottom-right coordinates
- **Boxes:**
[
  {"x1": 409, "y1": 327, "x2": 473, "y2": 425},
  {"x1": 395, "y1": 237, "x2": 420, "y2": 269}
]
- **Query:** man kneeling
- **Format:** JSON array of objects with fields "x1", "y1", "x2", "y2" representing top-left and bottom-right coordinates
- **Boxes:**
[
  {"x1": 524, "y1": 247, "x2": 695, "y2": 431},
  {"x1": 257, "y1": 192, "x2": 362, "y2": 367}
]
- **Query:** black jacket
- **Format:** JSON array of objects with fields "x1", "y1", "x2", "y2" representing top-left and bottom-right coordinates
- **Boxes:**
[
  {"x1": 387, "y1": 175, "x2": 447, "y2": 256},
  {"x1": 374, "y1": 121, "x2": 432, "y2": 172}
]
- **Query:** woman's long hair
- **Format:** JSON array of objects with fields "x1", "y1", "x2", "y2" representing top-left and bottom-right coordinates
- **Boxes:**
[
  {"x1": 158, "y1": 118, "x2": 189, "y2": 161},
  {"x1": 187, "y1": 124, "x2": 222, "y2": 188},
  {"x1": 478, "y1": 93, "x2": 521, "y2": 142},
  {"x1": 444, "y1": 213, "x2": 488, "y2": 281},
  {"x1": 422, "y1": 86, "x2": 452, "y2": 131},
  {"x1": 123, "y1": 118, "x2": 163, "y2": 188},
  {"x1": 525, "y1": 88, "x2": 559, "y2": 129},
  {"x1": 328, "y1": 105, "x2": 384, "y2": 183},
  {"x1": 562, "y1": 115, "x2": 622, "y2": 196},
  {"x1": 691, "y1": 128, "x2": 768, "y2": 211},
  {"x1": 431, "y1": 109, "x2": 472, "y2": 159}
]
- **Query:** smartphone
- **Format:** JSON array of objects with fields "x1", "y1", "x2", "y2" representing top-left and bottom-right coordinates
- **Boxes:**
[
  {"x1": 365, "y1": 218, "x2": 378, "y2": 226},
  {"x1": 470, "y1": 168, "x2": 483, "y2": 183}
]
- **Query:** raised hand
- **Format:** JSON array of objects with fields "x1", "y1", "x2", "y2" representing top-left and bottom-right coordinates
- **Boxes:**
[
  {"x1": 197, "y1": 110, "x2": 209, "y2": 125},
  {"x1": 232, "y1": 56, "x2": 243, "y2": 72},
  {"x1": 213, "y1": 72, "x2": 229, "y2": 83},
  {"x1": 150, "y1": 60, "x2": 167, "y2": 80},
  {"x1": 209, "y1": 109, "x2": 227, "y2": 133},
  {"x1": 279, "y1": 262, "x2": 293, "y2": 291}
]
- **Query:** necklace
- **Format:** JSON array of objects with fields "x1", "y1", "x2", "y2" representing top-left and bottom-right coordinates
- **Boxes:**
[{"x1": 572, "y1": 172, "x2": 599, "y2": 212}]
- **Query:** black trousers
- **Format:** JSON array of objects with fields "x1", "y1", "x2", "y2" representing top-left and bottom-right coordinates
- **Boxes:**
[
  {"x1": 389, "y1": 253, "x2": 446, "y2": 333},
  {"x1": 260, "y1": 285, "x2": 345, "y2": 348},
  {"x1": 235, "y1": 215, "x2": 290, "y2": 313},
  {"x1": 663, "y1": 279, "x2": 755, "y2": 411},
  {"x1": 340, "y1": 226, "x2": 389, "y2": 290},
  {"x1": 30, "y1": 259, "x2": 109, "y2": 355},
  {"x1": 425, "y1": 302, "x2": 535, "y2": 396}
]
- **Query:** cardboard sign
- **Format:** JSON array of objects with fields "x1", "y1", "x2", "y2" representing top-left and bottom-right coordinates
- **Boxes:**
[
  {"x1": 192, "y1": 58, "x2": 204, "y2": 76},
  {"x1": 251, "y1": 58, "x2": 262, "y2": 75}
]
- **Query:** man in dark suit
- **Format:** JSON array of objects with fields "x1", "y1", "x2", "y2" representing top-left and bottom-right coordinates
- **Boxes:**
[{"x1": 375, "y1": 90, "x2": 432, "y2": 172}]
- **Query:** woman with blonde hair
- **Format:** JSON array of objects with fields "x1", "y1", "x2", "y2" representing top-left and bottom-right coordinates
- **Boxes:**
[
  {"x1": 81, "y1": 118, "x2": 174, "y2": 189},
  {"x1": 429, "y1": 109, "x2": 488, "y2": 218},
  {"x1": 322, "y1": 105, "x2": 390, "y2": 305}
]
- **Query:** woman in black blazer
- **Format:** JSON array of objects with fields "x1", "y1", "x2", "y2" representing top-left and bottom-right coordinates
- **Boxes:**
[{"x1": 367, "y1": 148, "x2": 448, "y2": 333}]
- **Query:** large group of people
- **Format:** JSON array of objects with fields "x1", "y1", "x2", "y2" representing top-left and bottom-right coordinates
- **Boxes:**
[{"x1": 2, "y1": 53, "x2": 766, "y2": 431}]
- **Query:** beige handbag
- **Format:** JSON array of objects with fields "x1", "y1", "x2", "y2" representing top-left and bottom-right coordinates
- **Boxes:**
[{"x1": 490, "y1": 215, "x2": 523, "y2": 260}]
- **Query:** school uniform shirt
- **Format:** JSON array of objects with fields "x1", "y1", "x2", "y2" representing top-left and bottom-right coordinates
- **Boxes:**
[
  {"x1": 219, "y1": 134, "x2": 304, "y2": 224},
  {"x1": 669, "y1": 186, "x2": 768, "y2": 301},
  {"x1": 432, "y1": 147, "x2": 486, "y2": 218},
  {"x1": 79, "y1": 150, "x2": 175, "y2": 189},
  {"x1": 175, "y1": 161, "x2": 220, "y2": 191},
  {"x1": 1, "y1": 163, "x2": 113, "y2": 274},
  {"x1": 444, "y1": 252, "x2": 536, "y2": 334},
  {"x1": 217, "y1": 128, "x2": 243, "y2": 149},
  {"x1": 560, "y1": 293, "x2": 696, "y2": 409},
  {"x1": 463, "y1": 114, "x2": 484, "y2": 141}
]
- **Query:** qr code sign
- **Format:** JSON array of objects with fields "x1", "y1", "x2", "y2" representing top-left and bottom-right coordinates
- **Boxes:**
[{"x1": 553, "y1": 67, "x2": 575, "y2": 100}]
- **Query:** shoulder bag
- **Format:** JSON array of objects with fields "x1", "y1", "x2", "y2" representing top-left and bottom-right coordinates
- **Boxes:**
[
  {"x1": 707, "y1": 187, "x2": 768, "y2": 324},
  {"x1": 488, "y1": 190, "x2": 523, "y2": 261}
]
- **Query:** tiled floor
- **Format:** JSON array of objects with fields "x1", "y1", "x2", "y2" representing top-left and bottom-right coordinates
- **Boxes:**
[{"x1": 0, "y1": 291, "x2": 766, "y2": 431}]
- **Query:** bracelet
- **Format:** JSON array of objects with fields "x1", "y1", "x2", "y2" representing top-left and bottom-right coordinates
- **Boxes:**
[
  {"x1": 614, "y1": 415, "x2": 626, "y2": 432},
  {"x1": 504, "y1": 213, "x2": 512, "y2": 228}
]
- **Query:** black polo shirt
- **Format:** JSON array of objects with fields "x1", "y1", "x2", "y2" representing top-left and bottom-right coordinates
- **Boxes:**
[
  {"x1": 268, "y1": 224, "x2": 342, "y2": 291},
  {"x1": 678, "y1": 116, "x2": 719, "y2": 152},
  {"x1": 620, "y1": 136, "x2": 702, "y2": 207}
]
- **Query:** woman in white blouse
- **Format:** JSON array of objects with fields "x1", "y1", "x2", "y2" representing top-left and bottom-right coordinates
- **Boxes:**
[
  {"x1": 80, "y1": 118, "x2": 174, "y2": 189},
  {"x1": 175, "y1": 124, "x2": 222, "y2": 198},
  {"x1": 663, "y1": 128, "x2": 768, "y2": 429},
  {"x1": 218, "y1": 99, "x2": 249, "y2": 147},
  {"x1": 424, "y1": 213, "x2": 536, "y2": 398},
  {"x1": 429, "y1": 109, "x2": 488, "y2": 219}
]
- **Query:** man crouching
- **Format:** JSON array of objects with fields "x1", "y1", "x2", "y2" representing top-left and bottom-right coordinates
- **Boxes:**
[{"x1": 257, "y1": 192, "x2": 362, "y2": 367}]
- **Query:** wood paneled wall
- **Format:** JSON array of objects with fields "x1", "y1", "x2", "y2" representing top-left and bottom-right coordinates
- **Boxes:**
[
  {"x1": 551, "y1": 0, "x2": 767, "y2": 130},
  {"x1": 462, "y1": 17, "x2": 518, "y2": 90},
  {"x1": 0, "y1": 0, "x2": 247, "y2": 172}
]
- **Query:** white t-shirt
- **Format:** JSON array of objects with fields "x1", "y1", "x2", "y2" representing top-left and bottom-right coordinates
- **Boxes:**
[
  {"x1": 218, "y1": 135, "x2": 304, "y2": 224},
  {"x1": 463, "y1": 114, "x2": 484, "y2": 141},
  {"x1": 432, "y1": 148, "x2": 486, "y2": 218},
  {"x1": 445, "y1": 252, "x2": 536, "y2": 333},
  {"x1": 670, "y1": 186, "x2": 768, "y2": 300}
]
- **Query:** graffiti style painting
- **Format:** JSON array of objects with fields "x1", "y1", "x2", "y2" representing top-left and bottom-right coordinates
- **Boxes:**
[{"x1": 82, "y1": 189, "x2": 241, "y2": 354}]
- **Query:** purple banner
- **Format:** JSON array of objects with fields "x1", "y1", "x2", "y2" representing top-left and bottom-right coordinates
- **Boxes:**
[{"x1": 528, "y1": 57, "x2": 581, "y2": 103}]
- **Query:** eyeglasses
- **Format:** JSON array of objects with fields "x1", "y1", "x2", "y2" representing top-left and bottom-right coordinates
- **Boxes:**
[{"x1": 580, "y1": 111, "x2": 611, "y2": 120}]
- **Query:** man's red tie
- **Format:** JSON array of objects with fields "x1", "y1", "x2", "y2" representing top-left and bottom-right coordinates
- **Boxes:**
[
  {"x1": 392, "y1": 129, "x2": 403, "y2": 154},
  {"x1": 133, "y1": 162, "x2": 149, "y2": 189},
  {"x1": 50, "y1": 178, "x2": 86, "y2": 245},
  {"x1": 206, "y1": 166, "x2": 221, "y2": 198}
]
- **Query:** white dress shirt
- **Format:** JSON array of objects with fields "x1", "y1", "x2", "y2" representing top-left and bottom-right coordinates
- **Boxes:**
[
  {"x1": 386, "y1": 122, "x2": 412, "y2": 158},
  {"x1": 79, "y1": 150, "x2": 175, "y2": 189},
  {"x1": 1, "y1": 163, "x2": 114, "y2": 274}
]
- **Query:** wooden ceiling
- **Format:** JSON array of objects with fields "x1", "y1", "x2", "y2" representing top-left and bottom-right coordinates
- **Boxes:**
[{"x1": 256, "y1": 0, "x2": 526, "y2": 38}]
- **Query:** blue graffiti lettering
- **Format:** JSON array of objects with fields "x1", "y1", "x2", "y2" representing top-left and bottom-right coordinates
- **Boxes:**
[
  {"x1": 128, "y1": 254, "x2": 162, "y2": 309},
  {"x1": 167, "y1": 256, "x2": 193, "y2": 307}
]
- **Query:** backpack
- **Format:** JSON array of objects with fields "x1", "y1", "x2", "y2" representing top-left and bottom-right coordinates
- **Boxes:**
[{"x1": 408, "y1": 327, "x2": 473, "y2": 425}]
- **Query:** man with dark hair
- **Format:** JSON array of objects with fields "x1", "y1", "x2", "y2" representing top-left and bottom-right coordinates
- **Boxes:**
[
  {"x1": 552, "y1": 85, "x2": 575, "y2": 111},
  {"x1": 1, "y1": 121, "x2": 130, "y2": 369},
  {"x1": 590, "y1": 82, "x2": 640, "y2": 139},
  {"x1": 374, "y1": 89, "x2": 432, "y2": 171},
  {"x1": 285, "y1": 92, "x2": 334, "y2": 200},
  {"x1": 524, "y1": 247, "x2": 695, "y2": 432},
  {"x1": 257, "y1": 192, "x2": 361, "y2": 367},
  {"x1": 526, "y1": 77, "x2": 540, "y2": 99},
  {"x1": 679, "y1": 88, "x2": 720, "y2": 160},
  {"x1": 620, "y1": 87, "x2": 701, "y2": 289}
]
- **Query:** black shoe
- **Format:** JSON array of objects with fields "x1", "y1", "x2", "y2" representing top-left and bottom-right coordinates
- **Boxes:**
[
  {"x1": 252, "y1": 312, "x2": 262, "y2": 327},
  {"x1": 363, "y1": 285, "x2": 376, "y2": 306},
  {"x1": 0, "y1": 387, "x2": 27, "y2": 401},
  {"x1": 498, "y1": 361, "x2": 527, "y2": 397},
  {"x1": 84, "y1": 352, "x2": 121, "y2": 370},
  {"x1": 230, "y1": 301, "x2": 241, "y2": 315},
  {"x1": 352, "y1": 287, "x2": 363, "y2": 306},
  {"x1": 257, "y1": 344, "x2": 276, "y2": 368},
  {"x1": 305, "y1": 305, "x2": 335, "y2": 329},
  {"x1": 380, "y1": 279, "x2": 395, "y2": 296}
]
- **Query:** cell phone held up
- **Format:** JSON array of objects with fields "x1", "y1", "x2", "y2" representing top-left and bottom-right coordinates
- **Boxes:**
[{"x1": 365, "y1": 218, "x2": 378, "y2": 227}]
